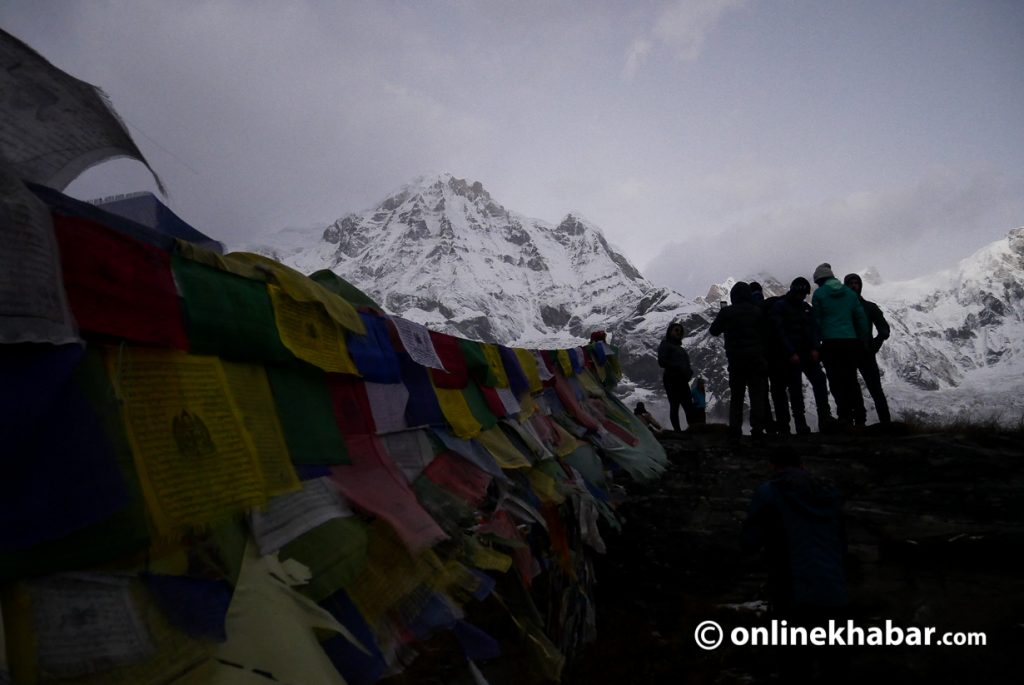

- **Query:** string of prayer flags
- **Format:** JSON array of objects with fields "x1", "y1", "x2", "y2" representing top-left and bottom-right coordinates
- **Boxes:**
[
  {"x1": 172, "y1": 256, "x2": 291, "y2": 363},
  {"x1": 267, "y1": 285, "x2": 359, "y2": 374},
  {"x1": 108, "y1": 348, "x2": 267, "y2": 538},
  {"x1": 53, "y1": 214, "x2": 188, "y2": 348},
  {"x1": 265, "y1": 362, "x2": 349, "y2": 465}
]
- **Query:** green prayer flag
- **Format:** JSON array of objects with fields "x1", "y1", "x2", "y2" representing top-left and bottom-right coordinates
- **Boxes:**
[
  {"x1": 172, "y1": 256, "x2": 291, "y2": 362},
  {"x1": 458, "y1": 339, "x2": 498, "y2": 387},
  {"x1": 309, "y1": 269, "x2": 382, "y2": 310},
  {"x1": 280, "y1": 517, "x2": 369, "y2": 602},
  {"x1": 266, "y1": 362, "x2": 349, "y2": 465}
]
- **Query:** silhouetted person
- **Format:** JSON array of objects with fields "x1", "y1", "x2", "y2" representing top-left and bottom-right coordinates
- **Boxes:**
[
  {"x1": 657, "y1": 321, "x2": 696, "y2": 432},
  {"x1": 633, "y1": 401, "x2": 664, "y2": 435},
  {"x1": 843, "y1": 273, "x2": 892, "y2": 427},
  {"x1": 709, "y1": 282, "x2": 768, "y2": 437},
  {"x1": 743, "y1": 449, "x2": 849, "y2": 682},
  {"x1": 811, "y1": 263, "x2": 869, "y2": 428},
  {"x1": 769, "y1": 277, "x2": 835, "y2": 434}
]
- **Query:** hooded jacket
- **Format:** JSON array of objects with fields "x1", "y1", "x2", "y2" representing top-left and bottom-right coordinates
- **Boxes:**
[
  {"x1": 811, "y1": 277, "x2": 869, "y2": 342},
  {"x1": 770, "y1": 292, "x2": 821, "y2": 357},
  {"x1": 709, "y1": 282, "x2": 767, "y2": 366},
  {"x1": 859, "y1": 297, "x2": 891, "y2": 353},
  {"x1": 657, "y1": 323, "x2": 693, "y2": 383}
]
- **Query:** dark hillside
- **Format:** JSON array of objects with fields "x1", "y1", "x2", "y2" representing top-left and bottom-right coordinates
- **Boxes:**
[{"x1": 565, "y1": 429, "x2": 1024, "y2": 684}]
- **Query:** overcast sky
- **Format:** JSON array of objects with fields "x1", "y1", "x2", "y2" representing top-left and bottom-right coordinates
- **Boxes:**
[{"x1": 3, "y1": 1, "x2": 1022, "y2": 297}]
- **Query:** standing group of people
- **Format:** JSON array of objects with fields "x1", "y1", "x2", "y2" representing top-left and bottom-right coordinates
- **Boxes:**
[{"x1": 656, "y1": 263, "x2": 892, "y2": 437}]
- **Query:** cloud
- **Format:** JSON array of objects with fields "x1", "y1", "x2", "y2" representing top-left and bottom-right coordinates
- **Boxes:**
[
  {"x1": 625, "y1": 0, "x2": 748, "y2": 76},
  {"x1": 623, "y1": 38, "x2": 653, "y2": 79},
  {"x1": 645, "y1": 168, "x2": 1024, "y2": 297}
]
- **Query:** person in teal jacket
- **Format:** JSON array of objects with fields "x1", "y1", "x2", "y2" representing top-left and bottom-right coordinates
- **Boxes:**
[{"x1": 811, "y1": 263, "x2": 869, "y2": 428}]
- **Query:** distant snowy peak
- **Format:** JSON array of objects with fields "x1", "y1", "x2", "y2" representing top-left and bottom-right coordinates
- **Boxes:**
[{"x1": 253, "y1": 172, "x2": 663, "y2": 345}]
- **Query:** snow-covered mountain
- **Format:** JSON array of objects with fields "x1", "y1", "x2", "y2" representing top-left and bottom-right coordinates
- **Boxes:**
[
  {"x1": 244, "y1": 173, "x2": 1024, "y2": 426},
  {"x1": 246, "y1": 172, "x2": 657, "y2": 347}
]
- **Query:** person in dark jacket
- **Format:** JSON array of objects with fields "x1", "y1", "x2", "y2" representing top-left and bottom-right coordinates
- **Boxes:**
[
  {"x1": 769, "y1": 277, "x2": 835, "y2": 434},
  {"x1": 634, "y1": 401, "x2": 664, "y2": 435},
  {"x1": 742, "y1": 450, "x2": 848, "y2": 615},
  {"x1": 843, "y1": 273, "x2": 892, "y2": 426},
  {"x1": 657, "y1": 321, "x2": 696, "y2": 432},
  {"x1": 811, "y1": 263, "x2": 869, "y2": 427},
  {"x1": 709, "y1": 282, "x2": 768, "y2": 437},
  {"x1": 742, "y1": 450, "x2": 849, "y2": 681}
]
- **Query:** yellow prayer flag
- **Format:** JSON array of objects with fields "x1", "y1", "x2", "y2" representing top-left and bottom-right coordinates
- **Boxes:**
[
  {"x1": 469, "y1": 543, "x2": 513, "y2": 573},
  {"x1": 576, "y1": 368, "x2": 607, "y2": 397},
  {"x1": 482, "y1": 343, "x2": 509, "y2": 388},
  {"x1": 221, "y1": 361, "x2": 302, "y2": 498},
  {"x1": 227, "y1": 252, "x2": 365, "y2": 334},
  {"x1": 514, "y1": 348, "x2": 543, "y2": 393},
  {"x1": 349, "y1": 523, "x2": 443, "y2": 629},
  {"x1": 556, "y1": 349, "x2": 573, "y2": 377},
  {"x1": 432, "y1": 383, "x2": 483, "y2": 440},
  {"x1": 528, "y1": 468, "x2": 565, "y2": 505},
  {"x1": 107, "y1": 348, "x2": 267, "y2": 538},
  {"x1": 549, "y1": 420, "x2": 582, "y2": 458},
  {"x1": 267, "y1": 285, "x2": 360, "y2": 375},
  {"x1": 475, "y1": 426, "x2": 532, "y2": 470}
]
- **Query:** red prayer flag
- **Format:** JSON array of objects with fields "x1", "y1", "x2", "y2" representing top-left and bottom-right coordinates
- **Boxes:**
[{"x1": 53, "y1": 214, "x2": 188, "y2": 349}]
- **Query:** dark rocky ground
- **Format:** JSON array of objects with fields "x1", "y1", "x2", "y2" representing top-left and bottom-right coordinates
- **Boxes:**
[{"x1": 564, "y1": 426, "x2": 1024, "y2": 684}]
